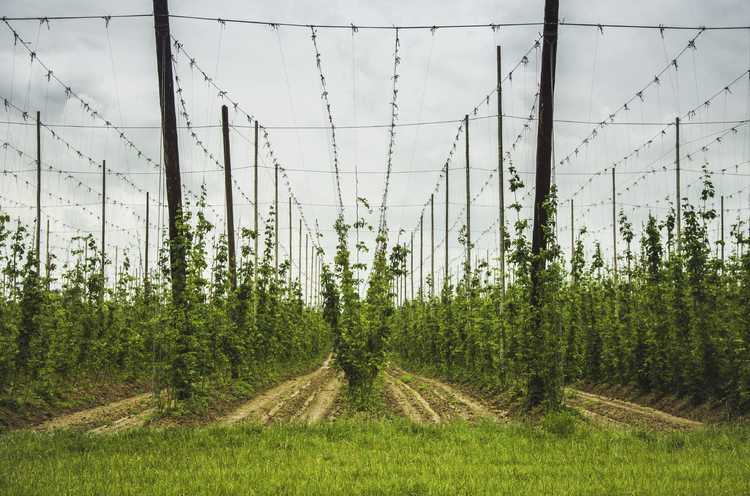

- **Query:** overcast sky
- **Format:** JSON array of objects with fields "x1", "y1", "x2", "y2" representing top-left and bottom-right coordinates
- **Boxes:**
[{"x1": 1, "y1": 0, "x2": 749, "y2": 290}]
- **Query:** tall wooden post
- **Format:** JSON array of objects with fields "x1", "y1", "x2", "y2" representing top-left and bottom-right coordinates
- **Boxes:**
[
  {"x1": 720, "y1": 195, "x2": 725, "y2": 263},
  {"x1": 221, "y1": 104, "x2": 237, "y2": 288},
  {"x1": 36, "y1": 111, "x2": 41, "y2": 274},
  {"x1": 275, "y1": 159, "x2": 279, "y2": 274},
  {"x1": 675, "y1": 116, "x2": 681, "y2": 250},
  {"x1": 444, "y1": 160, "x2": 449, "y2": 285},
  {"x1": 497, "y1": 45, "x2": 506, "y2": 293},
  {"x1": 465, "y1": 114, "x2": 471, "y2": 276},
  {"x1": 145, "y1": 192, "x2": 150, "y2": 293},
  {"x1": 153, "y1": 0, "x2": 186, "y2": 303},
  {"x1": 530, "y1": 0, "x2": 559, "y2": 271},
  {"x1": 254, "y1": 121, "x2": 259, "y2": 267},
  {"x1": 612, "y1": 166, "x2": 617, "y2": 274},
  {"x1": 289, "y1": 196, "x2": 293, "y2": 287},
  {"x1": 305, "y1": 233, "x2": 309, "y2": 304},
  {"x1": 430, "y1": 194, "x2": 435, "y2": 296},
  {"x1": 419, "y1": 215, "x2": 423, "y2": 298},
  {"x1": 102, "y1": 160, "x2": 106, "y2": 286},
  {"x1": 528, "y1": 0, "x2": 560, "y2": 408}
]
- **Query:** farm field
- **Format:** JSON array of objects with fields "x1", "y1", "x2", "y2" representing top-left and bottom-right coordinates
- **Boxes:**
[
  {"x1": 6, "y1": 359, "x2": 748, "y2": 495},
  {"x1": 2, "y1": 362, "x2": 749, "y2": 496},
  {"x1": 4, "y1": 424, "x2": 749, "y2": 496},
  {"x1": 2, "y1": 0, "x2": 750, "y2": 493}
]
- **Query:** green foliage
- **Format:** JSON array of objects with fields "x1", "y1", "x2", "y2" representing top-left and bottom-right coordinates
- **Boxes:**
[
  {"x1": 321, "y1": 206, "x2": 396, "y2": 408},
  {"x1": 0, "y1": 195, "x2": 330, "y2": 415},
  {"x1": 391, "y1": 169, "x2": 750, "y2": 414}
]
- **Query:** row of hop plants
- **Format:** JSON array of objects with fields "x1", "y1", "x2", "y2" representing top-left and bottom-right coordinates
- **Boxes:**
[
  {"x1": 0, "y1": 190, "x2": 330, "y2": 414},
  {"x1": 390, "y1": 164, "x2": 750, "y2": 413},
  {"x1": 319, "y1": 199, "x2": 407, "y2": 408}
]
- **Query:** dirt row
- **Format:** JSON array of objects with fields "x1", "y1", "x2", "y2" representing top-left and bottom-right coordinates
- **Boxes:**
[
  {"x1": 220, "y1": 355, "x2": 343, "y2": 426},
  {"x1": 566, "y1": 388, "x2": 703, "y2": 430},
  {"x1": 383, "y1": 367, "x2": 505, "y2": 423},
  {"x1": 25, "y1": 359, "x2": 702, "y2": 433},
  {"x1": 29, "y1": 357, "x2": 344, "y2": 433},
  {"x1": 33, "y1": 393, "x2": 154, "y2": 434}
]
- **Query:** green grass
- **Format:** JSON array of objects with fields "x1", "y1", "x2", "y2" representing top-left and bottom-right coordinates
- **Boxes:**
[{"x1": 1, "y1": 419, "x2": 749, "y2": 495}]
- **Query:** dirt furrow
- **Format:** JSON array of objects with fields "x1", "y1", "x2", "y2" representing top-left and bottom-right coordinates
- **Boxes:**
[
  {"x1": 269, "y1": 364, "x2": 337, "y2": 423},
  {"x1": 220, "y1": 355, "x2": 334, "y2": 425},
  {"x1": 297, "y1": 373, "x2": 344, "y2": 424},
  {"x1": 391, "y1": 367, "x2": 504, "y2": 421},
  {"x1": 568, "y1": 388, "x2": 702, "y2": 430},
  {"x1": 88, "y1": 408, "x2": 155, "y2": 434},
  {"x1": 573, "y1": 405, "x2": 625, "y2": 428},
  {"x1": 384, "y1": 373, "x2": 427, "y2": 422},
  {"x1": 33, "y1": 392, "x2": 152, "y2": 432},
  {"x1": 384, "y1": 371, "x2": 440, "y2": 423}
]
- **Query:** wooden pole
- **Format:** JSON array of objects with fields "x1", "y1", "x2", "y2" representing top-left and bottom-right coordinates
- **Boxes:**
[
  {"x1": 153, "y1": 0, "x2": 186, "y2": 303},
  {"x1": 101, "y1": 159, "x2": 106, "y2": 287},
  {"x1": 419, "y1": 214, "x2": 423, "y2": 298},
  {"x1": 444, "y1": 159, "x2": 449, "y2": 286},
  {"x1": 465, "y1": 114, "x2": 471, "y2": 276},
  {"x1": 430, "y1": 194, "x2": 435, "y2": 296},
  {"x1": 289, "y1": 196, "x2": 293, "y2": 287},
  {"x1": 145, "y1": 192, "x2": 150, "y2": 294},
  {"x1": 497, "y1": 45, "x2": 506, "y2": 294},
  {"x1": 254, "y1": 121, "x2": 259, "y2": 268},
  {"x1": 675, "y1": 116, "x2": 681, "y2": 250},
  {"x1": 612, "y1": 166, "x2": 617, "y2": 274},
  {"x1": 530, "y1": 0, "x2": 559, "y2": 272},
  {"x1": 528, "y1": 0, "x2": 560, "y2": 407},
  {"x1": 221, "y1": 104, "x2": 237, "y2": 289},
  {"x1": 305, "y1": 233, "x2": 309, "y2": 304},
  {"x1": 36, "y1": 111, "x2": 41, "y2": 275}
]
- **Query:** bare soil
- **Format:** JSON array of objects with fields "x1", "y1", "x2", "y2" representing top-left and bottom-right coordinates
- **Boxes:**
[
  {"x1": 384, "y1": 367, "x2": 504, "y2": 423},
  {"x1": 576, "y1": 382, "x2": 737, "y2": 423},
  {"x1": 33, "y1": 392, "x2": 153, "y2": 432},
  {"x1": 1, "y1": 379, "x2": 147, "y2": 431},
  {"x1": 220, "y1": 355, "x2": 342, "y2": 425},
  {"x1": 567, "y1": 388, "x2": 703, "y2": 430}
]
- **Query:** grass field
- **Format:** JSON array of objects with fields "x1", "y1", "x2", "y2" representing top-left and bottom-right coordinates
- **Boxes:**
[{"x1": 2, "y1": 416, "x2": 749, "y2": 495}]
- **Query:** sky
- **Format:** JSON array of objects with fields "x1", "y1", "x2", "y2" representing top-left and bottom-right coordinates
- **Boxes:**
[{"x1": 0, "y1": 0, "x2": 749, "y2": 293}]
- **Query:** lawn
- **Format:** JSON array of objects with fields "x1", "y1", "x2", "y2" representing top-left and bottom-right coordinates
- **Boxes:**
[{"x1": 1, "y1": 417, "x2": 748, "y2": 495}]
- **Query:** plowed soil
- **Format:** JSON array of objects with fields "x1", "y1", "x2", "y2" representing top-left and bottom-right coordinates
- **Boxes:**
[
  {"x1": 33, "y1": 392, "x2": 153, "y2": 433},
  {"x1": 384, "y1": 367, "x2": 504, "y2": 423},
  {"x1": 220, "y1": 355, "x2": 343, "y2": 425},
  {"x1": 567, "y1": 388, "x2": 703, "y2": 430}
]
